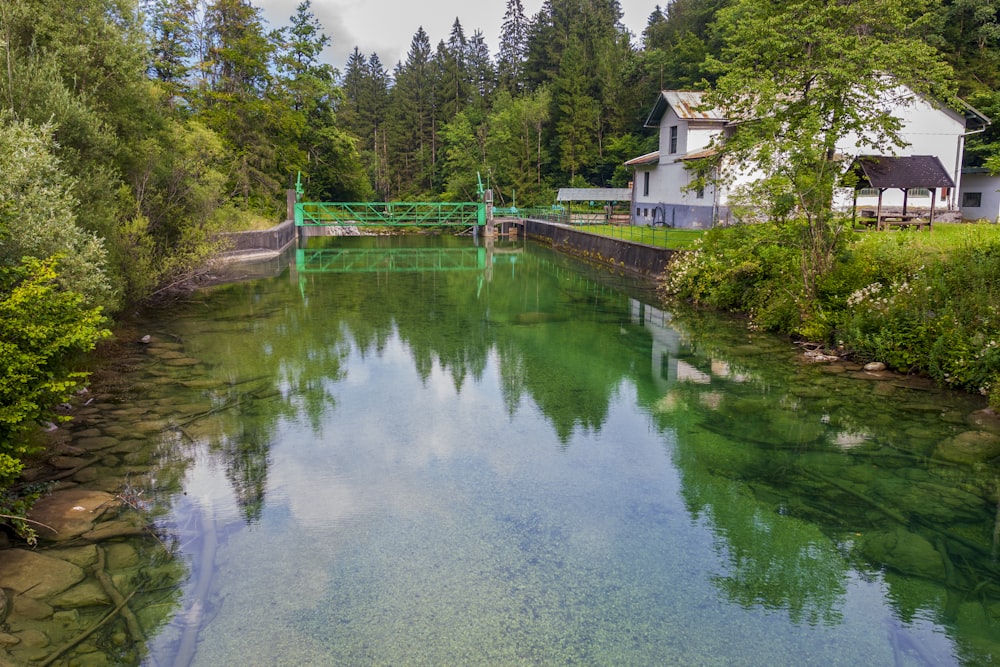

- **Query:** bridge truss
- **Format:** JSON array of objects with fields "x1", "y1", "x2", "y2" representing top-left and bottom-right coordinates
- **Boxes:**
[{"x1": 295, "y1": 201, "x2": 485, "y2": 227}]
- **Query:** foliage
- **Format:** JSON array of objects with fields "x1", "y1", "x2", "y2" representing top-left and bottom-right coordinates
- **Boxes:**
[
  {"x1": 662, "y1": 223, "x2": 1000, "y2": 407},
  {"x1": 0, "y1": 116, "x2": 118, "y2": 309},
  {"x1": 837, "y1": 235, "x2": 1000, "y2": 406},
  {"x1": 703, "y1": 0, "x2": 955, "y2": 298},
  {"x1": 0, "y1": 258, "x2": 111, "y2": 485},
  {"x1": 0, "y1": 483, "x2": 48, "y2": 545},
  {"x1": 660, "y1": 222, "x2": 808, "y2": 334}
]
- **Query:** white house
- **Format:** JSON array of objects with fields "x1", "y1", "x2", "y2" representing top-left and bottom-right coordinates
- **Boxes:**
[{"x1": 627, "y1": 89, "x2": 990, "y2": 228}]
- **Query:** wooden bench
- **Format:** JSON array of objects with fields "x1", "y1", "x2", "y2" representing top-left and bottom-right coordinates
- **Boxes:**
[{"x1": 878, "y1": 214, "x2": 930, "y2": 231}]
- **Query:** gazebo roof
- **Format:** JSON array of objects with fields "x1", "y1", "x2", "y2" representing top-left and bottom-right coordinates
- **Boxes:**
[{"x1": 849, "y1": 155, "x2": 955, "y2": 189}]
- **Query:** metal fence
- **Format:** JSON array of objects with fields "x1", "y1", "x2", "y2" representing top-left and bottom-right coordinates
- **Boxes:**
[{"x1": 496, "y1": 207, "x2": 686, "y2": 248}]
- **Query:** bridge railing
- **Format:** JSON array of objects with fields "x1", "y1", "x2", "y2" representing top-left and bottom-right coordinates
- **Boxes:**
[{"x1": 296, "y1": 201, "x2": 485, "y2": 227}]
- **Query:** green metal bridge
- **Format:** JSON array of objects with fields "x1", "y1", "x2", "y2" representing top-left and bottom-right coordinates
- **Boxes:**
[{"x1": 295, "y1": 201, "x2": 486, "y2": 228}]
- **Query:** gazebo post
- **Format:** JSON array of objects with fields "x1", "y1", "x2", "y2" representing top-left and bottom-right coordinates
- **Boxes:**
[
  {"x1": 929, "y1": 189, "x2": 937, "y2": 230},
  {"x1": 876, "y1": 188, "x2": 886, "y2": 231}
]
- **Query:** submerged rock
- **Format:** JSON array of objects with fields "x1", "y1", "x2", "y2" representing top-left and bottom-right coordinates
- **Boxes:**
[
  {"x1": 11, "y1": 597, "x2": 53, "y2": 621},
  {"x1": 27, "y1": 489, "x2": 117, "y2": 542},
  {"x1": 934, "y1": 431, "x2": 1000, "y2": 465},
  {"x1": 0, "y1": 551, "x2": 84, "y2": 599},
  {"x1": 859, "y1": 527, "x2": 945, "y2": 580},
  {"x1": 48, "y1": 580, "x2": 111, "y2": 609},
  {"x1": 968, "y1": 408, "x2": 1000, "y2": 435}
]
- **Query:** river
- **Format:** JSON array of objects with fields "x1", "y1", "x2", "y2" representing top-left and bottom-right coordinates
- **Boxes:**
[{"x1": 2, "y1": 235, "x2": 999, "y2": 666}]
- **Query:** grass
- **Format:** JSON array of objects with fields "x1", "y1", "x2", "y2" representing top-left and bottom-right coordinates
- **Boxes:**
[
  {"x1": 581, "y1": 224, "x2": 705, "y2": 249},
  {"x1": 851, "y1": 220, "x2": 1000, "y2": 251},
  {"x1": 849, "y1": 221, "x2": 1000, "y2": 266}
]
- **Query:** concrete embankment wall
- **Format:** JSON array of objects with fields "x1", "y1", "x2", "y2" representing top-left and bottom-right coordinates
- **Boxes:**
[
  {"x1": 519, "y1": 219, "x2": 674, "y2": 280},
  {"x1": 217, "y1": 219, "x2": 298, "y2": 253}
]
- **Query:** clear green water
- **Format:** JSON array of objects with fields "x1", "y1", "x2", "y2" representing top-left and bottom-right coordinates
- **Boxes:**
[{"x1": 11, "y1": 235, "x2": 1000, "y2": 666}]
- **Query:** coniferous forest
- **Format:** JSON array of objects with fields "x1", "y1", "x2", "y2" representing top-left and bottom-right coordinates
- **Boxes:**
[{"x1": 1, "y1": 0, "x2": 1000, "y2": 484}]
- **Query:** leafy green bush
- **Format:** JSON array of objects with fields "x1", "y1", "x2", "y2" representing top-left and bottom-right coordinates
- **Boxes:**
[
  {"x1": 838, "y1": 239, "x2": 1000, "y2": 405},
  {"x1": 662, "y1": 220, "x2": 1000, "y2": 407},
  {"x1": 0, "y1": 116, "x2": 117, "y2": 311},
  {"x1": 660, "y1": 221, "x2": 811, "y2": 334},
  {"x1": 0, "y1": 258, "x2": 111, "y2": 485}
]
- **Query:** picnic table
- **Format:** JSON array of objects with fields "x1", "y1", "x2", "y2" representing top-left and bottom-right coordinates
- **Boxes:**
[{"x1": 855, "y1": 209, "x2": 930, "y2": 231}]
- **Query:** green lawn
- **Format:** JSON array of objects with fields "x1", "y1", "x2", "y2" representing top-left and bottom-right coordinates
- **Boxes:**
[
  {"x1": 582, "y1": 224, "x2": 705, "y2": 249},
  {"x1": 851, "y1": 220, "x2": 1000, "y2": 255},
  {"x1": 559, "y1": 219, "x2": 1000, "y2": 253}
]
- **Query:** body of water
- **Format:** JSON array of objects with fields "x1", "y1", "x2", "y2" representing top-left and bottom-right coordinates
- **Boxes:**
[{"x1": 3, "y1": 235, "x2": 999, "y2": 666}]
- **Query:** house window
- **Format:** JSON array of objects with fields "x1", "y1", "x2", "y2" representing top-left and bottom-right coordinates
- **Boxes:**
[
  {"x1": 858, "y1": 188, "x2": 879, "y2": 197},
  {"x1": 696, "y1": 186, "x2": 705, "y2": 199},
  {"x1": 669, "y1": 126, "x2": 678, "y2": 154},
  {"x1": 643, "y1": 172, "x2": 650, "y2": 197},
  {"x1": 963, "y1": 192, "x2": 983, "y2": 207},
  {"x1": 909, "y1": 188, "x2": 930, "y2": 197}
]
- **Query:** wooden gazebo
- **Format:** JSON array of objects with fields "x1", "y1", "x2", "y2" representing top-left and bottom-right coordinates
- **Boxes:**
[{"x1": 847, "y1": 155, "x2": 954, "y2": 230}]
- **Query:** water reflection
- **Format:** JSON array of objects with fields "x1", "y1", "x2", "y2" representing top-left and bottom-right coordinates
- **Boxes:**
[{"x1": 4, "y1": 236, "x2": 998, "y2": 666}]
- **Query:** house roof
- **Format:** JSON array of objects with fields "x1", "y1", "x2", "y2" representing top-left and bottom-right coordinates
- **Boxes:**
[
  {"x1": 849, "y1": 155, "x2": 955, "y2": 189},
  {"x1": 556, "y1": 188, "x2": 632, "y2": 202},
  {"x1": 644, "y1": 91, "x2": 727, "y2": 128},
  {"x1": 677, "y1": 148, "x2": 718, "y2": 161},
  {"x1": 623, "y1": 151, "x2": 659, "y2": 167},
  {"x1": 961, "y1": 101, "x2": 991, "y2": 129}
]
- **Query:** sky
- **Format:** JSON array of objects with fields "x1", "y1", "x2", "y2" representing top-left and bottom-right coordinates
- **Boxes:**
[{"x1": 253, "y1": 0, "x2": 656, "y2": 71}]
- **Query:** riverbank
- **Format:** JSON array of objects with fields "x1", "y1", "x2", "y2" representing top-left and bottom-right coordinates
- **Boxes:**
[{"x1": 660, "y1": 221, "x2": 1000, "y2": 410}]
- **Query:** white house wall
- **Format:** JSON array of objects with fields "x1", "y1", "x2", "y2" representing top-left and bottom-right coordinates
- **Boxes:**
[
  {"x1": 959, "y1": 172, "x2": 1000, "y2": 223},
  {"x1": 631, "y1": 107, "x2": 727, "y2": 228}
]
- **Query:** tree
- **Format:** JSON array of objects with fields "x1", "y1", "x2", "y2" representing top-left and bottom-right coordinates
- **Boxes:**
[
  {"x1": 466, "y1": 30, "x2": 496, "y2": 111},
  {"x1": 553, "y1": 33, "x2": 599, "y2": 181},
  {"x1": 435, "y1": 19, "x2": 470, "y2": 124},
  {"x1": 0, "y1": 117, "x2": 115, "y2": 309},
  {"x1": 485, "y1": 87, "x2": 551, "y2": 203},
  {"x1": 0, "y1": 118, "x2": 112, "y2": 485},
  {"x1": 703, "y1": 0, "x2": 954, "y2": 298},
  {"x1": 147, "y1": 0, "x2": 198, "y2": 106},
  {"x1": 387, "y1": 28, "x2": 435, "y2": 196},
  {"x1": 198, "y1": 0, "x2": 280, "y2": 209},
  {"x1": 497, "y1": 0, "x2": 528, "y2": 94}
]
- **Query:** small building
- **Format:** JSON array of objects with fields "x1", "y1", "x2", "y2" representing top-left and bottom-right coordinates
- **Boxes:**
[
  {"x1": 555, "y1": 187, "x2": 632, "y2": 223},
  {"x1": 626, "y1": 88, "x2": 990, "y2": 228}
]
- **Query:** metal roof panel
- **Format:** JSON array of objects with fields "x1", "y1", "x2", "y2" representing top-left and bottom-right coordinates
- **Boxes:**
[{"x1": 555, "y1": 188, "x2": 633, "y2": 202}]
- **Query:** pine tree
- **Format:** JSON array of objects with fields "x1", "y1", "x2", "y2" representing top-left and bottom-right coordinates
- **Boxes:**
[
  {"x1": 497, "y1": 0, "x2": 528, "y2": 94},
  {"x1": 466, "y1": 30, "x2": 495, "y2": 110},
  {"x1": 387, "y1": 27, "x2": 435, "y2": 196},
  {"x1": 147, "y1": 0, "x2": 198, "y2": 107}
]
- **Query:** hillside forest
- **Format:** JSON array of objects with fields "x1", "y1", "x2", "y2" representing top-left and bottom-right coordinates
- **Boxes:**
[{"x1": 1, "y1": 0, "x2": 1000, "y2": 486}]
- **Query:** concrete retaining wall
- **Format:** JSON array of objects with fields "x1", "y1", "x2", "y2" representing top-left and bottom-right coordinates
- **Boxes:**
[
  {"x1": 519, "y1": 219, "x2": 674, "y2": 279},
  {"x1": 217, "y1": 219, "x2": 298, "y2": 253}
]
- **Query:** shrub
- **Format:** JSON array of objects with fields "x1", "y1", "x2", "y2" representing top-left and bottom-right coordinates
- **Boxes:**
[
  {"x1": 0, "y1": 258, "x2": 111, "y2": 486},
  {"x1": 661, "y1": 221, "x2": 1000, "y2": 407}
]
